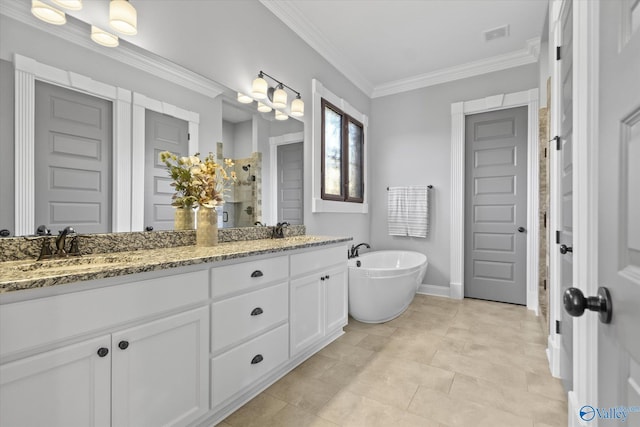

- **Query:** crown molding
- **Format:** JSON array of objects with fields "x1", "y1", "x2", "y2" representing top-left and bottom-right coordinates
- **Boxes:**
[
  {"x1": 0, "y1": 0, "x2": 226, "y2": 99},
  {"x1": 372, "y1": 37, "x2": 541, "y2": 98},
  {"x1": 259, "y1": 0, "x2": 374, "y2": 97}
]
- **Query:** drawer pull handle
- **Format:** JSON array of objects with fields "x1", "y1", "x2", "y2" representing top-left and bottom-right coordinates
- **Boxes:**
[
  {"x1": 118, "y1": 340, "x2": 129, "y2": 350},
  {"x1": 251, "y1": 354, "x2": 264, "y2": 364},
  {"x1": 251, "y1": 307, "x2": 264, "y2": 316},
  {"x1": 251, "y1": 270, "x2": 264, "y2": 278},
  {"x1": 97, "y1": 347, "x2": 109, "y2": 358}
]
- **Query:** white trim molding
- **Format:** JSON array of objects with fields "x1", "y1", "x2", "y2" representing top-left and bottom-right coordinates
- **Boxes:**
[
  {"x1": 13, "y1": 54, "x2": 132, "y2": 235},
  {"x1": 268, "y1": 132, "x2": 304, "y2": 226},
  {"x1": 450, "y1": 89, "x2": 540, "y2": 312},
  {"x1": 311, "y1": 79, "x2": 369, "y2": 214},
  {"x1": 131, "y1": 93, "x2": 200, "y2": 232}
]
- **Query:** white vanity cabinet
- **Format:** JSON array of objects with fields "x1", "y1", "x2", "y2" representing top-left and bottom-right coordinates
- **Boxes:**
[
  {"x1": 0, "y1": 269, "x2": 210, "y2": 427},
  {"x1": 290, "y1": 246, "x2": 348, "y2": 357}
]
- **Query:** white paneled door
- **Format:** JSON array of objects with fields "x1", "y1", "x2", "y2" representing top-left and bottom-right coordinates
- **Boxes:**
[
  {"x1": 595, "y1": 0, "x2": 640, "y2": 420},
  {"x1": 464, "y1": 106, "x2": 528, "y2": 305}
]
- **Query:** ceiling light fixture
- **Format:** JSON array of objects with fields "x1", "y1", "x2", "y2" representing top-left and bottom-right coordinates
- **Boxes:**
[
  {"x1": 52, "y1": 0, "x2": 83, "y2": 11},
  {"x1": 31, "y1": 0, "x2": 66, "y2": 25},
  {"x1": 110, "y1": 0, "x2": 138, "y2": 35},
  {"x1": 250, "y1": 71, "x2": 304, "y2": 119},
  {"x1": 91, "y1": 25, "x2": 119, "y2": 47}
]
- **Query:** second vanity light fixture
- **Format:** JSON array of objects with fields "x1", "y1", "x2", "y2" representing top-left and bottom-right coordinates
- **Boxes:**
[
  {"x1": 237, "y1": 71, "x2": 304, "y2": 120},
  {"x1": 31, "y1": 0, "x2": 138, "y2": 48}
]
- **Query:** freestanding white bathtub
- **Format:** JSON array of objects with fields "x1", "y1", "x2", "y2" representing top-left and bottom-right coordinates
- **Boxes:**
[{"x1": 347, "y1": 250, "x2": 428, "y2": 323}]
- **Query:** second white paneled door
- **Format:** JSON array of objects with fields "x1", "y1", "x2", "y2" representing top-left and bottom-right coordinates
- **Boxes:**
[{"x1": 464, "y1": 106, "x2": 528, "y2": 305}]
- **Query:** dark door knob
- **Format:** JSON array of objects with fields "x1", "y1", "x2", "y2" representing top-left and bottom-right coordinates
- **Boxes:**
[
  {"x1": 145, "y1": 226, "x2": 153, "y2": 232},
  {"x1": 118, "y1": 340, "x2": 129, "y2": 350},
  {"x1": 518, "y1": 227, "x2": 526, "y2": 233},
  {"x1": 563, "y1": 287, "x2": 612, "y2": 324},
  {"x1": 560, "y1": 244, "x2": 573, "y2": 254}
]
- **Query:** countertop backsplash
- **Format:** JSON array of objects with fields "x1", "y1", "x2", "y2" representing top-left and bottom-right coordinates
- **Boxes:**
[{"x1": 0, "y1": 225, "x2": 306, "y2": 262}]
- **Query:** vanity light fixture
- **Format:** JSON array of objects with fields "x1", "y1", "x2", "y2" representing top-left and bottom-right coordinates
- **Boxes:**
[
  {"x1": 31, "y1": 0, "x2": 66, "y2": 25},
  {"x1": 52, "y1": 0, "x2": 83, "y2": 10},
  {"x1": 250, "y1": 71, "x2": 304, "y2": 118},
  {"x1": 110, "y1": 0, "x2": 138, "y2": 35},
  {"x1": 91, "y1": 26, "x2": 119, "y2": 47},
  {"x1": 237, "y1": 92, "x2": 253, "y2": 104}
]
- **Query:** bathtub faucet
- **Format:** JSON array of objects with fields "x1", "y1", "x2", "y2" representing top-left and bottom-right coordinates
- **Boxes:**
[{"x1": 348, "y1": 243, "x2": 370, "y2": 259}]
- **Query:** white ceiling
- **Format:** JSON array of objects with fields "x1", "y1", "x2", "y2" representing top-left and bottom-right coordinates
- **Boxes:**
[{"x1": 260, "y1": 0, "x2": 548, "y2": 97}]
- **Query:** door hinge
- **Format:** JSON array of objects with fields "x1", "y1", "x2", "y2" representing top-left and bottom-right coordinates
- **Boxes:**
[
  {"x1": 556, "y1": 46, "x2": 561, "y2": 60},
  {"x1": 544, "y1": 279, "x2": 547, "y2": 290},
  {"x1": 544, "y1": 147, "x2": 547, "y2": 158},
  {"x1": 556, "y1": 230, "x2": 561, "y2": 244},
  {"x1": 187, "y1": 133, "x2": 191, "y2": 141},
  {"x1": 553, "y1": 135, "x2": 561, "y2": 150},
  {"x1": 556, "y1": 320, "x2": 561, "y2": 334},
  {"x1": 544, "y1": 212, "x2": 547, "y2": 228}
]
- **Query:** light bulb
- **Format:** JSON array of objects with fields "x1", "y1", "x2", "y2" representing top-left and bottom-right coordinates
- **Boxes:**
[
  {"x1": 272, "y1": 85, "x2": 287, "y2": 109},
  {"x1": 31, "y1": 0, "x2": 66, "y2": 25},
  {"x1": 257, "y1": 102, "x2": 272, "y2": 113},
  {"x1": 275, "y1": 110, "x2": 288, "y2": 121},
  {"x1": 290, "y1": 97, "x2": 304, "y2": 117},
  {"x1": 110, "y1": 0, "x2": 137, "y2": 35},
  {"x1": 91, "y1": 26, "x2": 119, "y2": 47},
  {"x1": 252, "y1": 76, "x2": 268, "y2": 99},
  {"x1": 237, "y1": 92, "x2": 253, "y2": 104}
]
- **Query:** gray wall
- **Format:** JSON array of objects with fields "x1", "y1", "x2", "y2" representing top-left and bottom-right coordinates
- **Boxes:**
[
  {"x1": 369, "y1": 64, "x2": 539, "y2": 287},
  {"x1": 0, "y1": 59, "x2": 14, "y2": 235}
]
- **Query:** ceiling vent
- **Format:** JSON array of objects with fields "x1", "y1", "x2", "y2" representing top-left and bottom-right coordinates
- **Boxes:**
[{"x1": 483, "y1": 25, "x2": 510, "y2": 42}]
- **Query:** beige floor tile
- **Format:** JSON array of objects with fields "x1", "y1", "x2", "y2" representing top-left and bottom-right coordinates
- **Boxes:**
[
  {"x1": 526, "y1": 371, "x2": 567, "y2": 402},
  {"x1": 343, "y1": 374, "x2": 419, "y2": 410},
  {"x1": 269, "y1": 404, "x2": 340, "y2": 427},
  {"x1": 293, "y1": 354, "x2": 339, "y2": 378},
  {"x1": 430, "y1": 349, "x2": 528, "y2": 389},
  {"x1": 344, "y1": 319, "x2": 397, "y2": 337},
  {"x1": 408, "y1": 387, "x2": 534, "y2": 427},
  {"x1": 384, "y1": 313, "x2": 451, "y2": 336},
  {"x1": 319, "y1": 390, "x2": 440, "y2": 427},
  {"x1": 222, "y1": 393, "x2": 288, "y2": 427},
  {"x1": 318, "y1": 340, "x2": 375, "y2": 367},
  {"x1": 264, "y1": 371, "x2": 342, "y2": 413},
  {"x1": 356, "y1": 333, "x2": 392, "y2": 352},
  {"x1": 335, "y1": 329, "x2": 368, "y2": 346},
  {"x1": 316, "y1": 360, "x2": 363, "y2": 386},
  {"x1": 460, "y1": 342, "x2": 553, "y2": 376}
]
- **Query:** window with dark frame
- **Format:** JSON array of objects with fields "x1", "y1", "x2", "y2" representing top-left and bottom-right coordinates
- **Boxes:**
[{"x1": 321, "y1": 98, "x2": 364, "y2": 203}]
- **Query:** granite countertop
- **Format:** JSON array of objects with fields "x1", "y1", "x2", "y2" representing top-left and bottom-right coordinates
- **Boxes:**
[{"x1": 0, "y1": 235, "x2": 351, "y2": 294}]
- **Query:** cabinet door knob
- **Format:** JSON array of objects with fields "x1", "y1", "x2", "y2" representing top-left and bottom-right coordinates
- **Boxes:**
[
  {"x1": 251, "y1": 354, "x2": 264, "y2": 364},
  {"x1": 97, "y1": 347, "x2": 109, "y2": 357},
  {"x1": 250, "y1": 307, "x2": 264, "y2": 316},
  {"x1": 251, "y1": 270, "x2": 264, "y2": 278},
  {"x1": 118, "y1": 340, "x2": 129, "y2": 350}
]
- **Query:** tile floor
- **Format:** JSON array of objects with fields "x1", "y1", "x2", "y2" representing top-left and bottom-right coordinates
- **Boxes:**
[{"x1": 220, "y1": 295, "x2": 567, "y2": 427}]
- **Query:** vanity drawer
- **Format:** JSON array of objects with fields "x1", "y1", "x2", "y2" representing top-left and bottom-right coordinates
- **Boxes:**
[
  {"x1": 290, "y1": 245, "x2": 346, "y2": 277},
  {"x1": 210, "y1": 255, "x2": 289, "y2": 299},
  {"x1": 211, "y1": 323, "x2": 288, "y2": 407},
  {"x1": 211, "y1": 282, "x2": 288, "y2": 353}
]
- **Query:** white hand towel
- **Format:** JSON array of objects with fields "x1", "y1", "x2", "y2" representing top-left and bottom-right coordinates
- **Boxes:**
[{"x1": 387, "y1": 186, "x2": 430, "y2": 238}]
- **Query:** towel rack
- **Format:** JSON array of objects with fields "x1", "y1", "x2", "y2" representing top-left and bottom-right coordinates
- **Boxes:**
[{"x1": 387, "y1": 185, "x2": 433, "y2": 190}]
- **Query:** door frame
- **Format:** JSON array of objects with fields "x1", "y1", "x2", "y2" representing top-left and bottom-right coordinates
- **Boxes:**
[
  {"x1": 450, "y1": 88, "x2": 540, "y2": 313},
  {"x1": 268, "y1": 131, "x2": 304, "y2": 225}
]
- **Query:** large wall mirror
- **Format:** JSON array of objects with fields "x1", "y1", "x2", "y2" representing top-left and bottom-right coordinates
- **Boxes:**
[{"x1": 0, "y1": 1, "x2": 304, "y2": 237}]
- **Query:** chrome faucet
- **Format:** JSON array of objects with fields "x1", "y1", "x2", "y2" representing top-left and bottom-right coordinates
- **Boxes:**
[
  {"x1": 55, "y1": 226, "x2": 76, "y2": 255},
  {"x1": 348, "y1": 243, "x2": 370, "y2": 259}
]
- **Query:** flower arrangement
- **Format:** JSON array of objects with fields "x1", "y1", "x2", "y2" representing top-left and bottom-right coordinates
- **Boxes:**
[{"x1": 159, "y1": 151, "x2": 236, "y2": 209}]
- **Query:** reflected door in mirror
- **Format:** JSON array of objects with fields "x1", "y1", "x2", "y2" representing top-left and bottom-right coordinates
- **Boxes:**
[
  {"x1": 35, "y1": 81, "x2": 112, "y2": 234},
  {"x1": 277, "y1": 142, "x2": 303, "y2": 225},
  {"x1": 144, "y1": 111, "x2": 189, "y2": 231}
]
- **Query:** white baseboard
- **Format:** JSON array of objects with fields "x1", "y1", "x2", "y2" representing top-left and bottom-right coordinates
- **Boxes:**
[
  {"x1": 450, "y1": 282, "x2": 463, "y2": 299},
  {"x1": 568, "y1": 391, "x2": 588, "y2": 427},
  {"x1": 417, "y1": 284, "x2": 451, "y2": 298},
  {"x1": 548, "y1": 333, "x2": 561, "y2": 378}
]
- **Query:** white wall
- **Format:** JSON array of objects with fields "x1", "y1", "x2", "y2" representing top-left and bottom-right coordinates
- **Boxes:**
[{"x1": 369, "y1": 64, "x2": 539, "y2": 287}]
